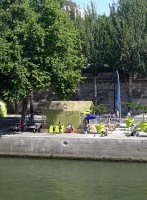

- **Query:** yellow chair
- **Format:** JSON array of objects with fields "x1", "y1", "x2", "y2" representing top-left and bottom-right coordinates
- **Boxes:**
[
  {"x1": 49, "y1": 125, "x2": 53, "y2": 133},
  {"x1": 60, "y1": 124, "x2": 64, "y2": 133},
  {"x1": 56, "y1": 124, "x2": 59, "y2": 133}
]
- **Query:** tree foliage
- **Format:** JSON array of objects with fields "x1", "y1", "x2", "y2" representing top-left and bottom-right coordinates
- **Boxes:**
[
  {"x1": 0, "y1": 0, "x2": 50, "y2": 102},
  {"x1": 110, "y1": 0, "x2": 147, "y2": 72},
  {"x1": 91, "y1": 104, "x2": 107, "y2": 116},
  {"x1": 91, "y1": 104, "x2": 106, "y2": 123},
  {"x1": 0, "y1": 0, "x2": 147, "y2": 119},
  {"x1": 39, "y1": 1, "x2": 84, "y2": 100},
  {"x1": 82, "y1": 3, "x2": 112, "y2": 74},
  {"x1": 109, "y1": 0, "x2": 147, "y2": 102},
  {"x1": 0, "y1": 0, "x2": 84, "y2": 124},
  {"x1": 0, "y1": 0, "x2": 84, "y2": 102},
  {"x1": 121, "y1": 101, "x2": 139, "y2": 110}
]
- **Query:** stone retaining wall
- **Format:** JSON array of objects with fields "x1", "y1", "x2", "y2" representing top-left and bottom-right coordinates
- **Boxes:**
[
  {"x1": 33, "y1": 73, "x2": 147, "y2": 113},
  {"x1": 7, "y1": 72, "x2": 147, "y2": 114},
  {"x1": 1, "y1": 135, "x2": 147, "y2": 161}
]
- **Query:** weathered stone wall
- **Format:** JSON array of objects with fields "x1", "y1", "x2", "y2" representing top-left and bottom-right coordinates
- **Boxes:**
[
  {"x1": 78, "y1": 73, "x2": 147, "y2": 112},
  {"x1": 8, "y1": 72, "x2": 147, "y2": 114},
  {"x1": 0, "y1": 135, "x2": 147, "y2": 161}
]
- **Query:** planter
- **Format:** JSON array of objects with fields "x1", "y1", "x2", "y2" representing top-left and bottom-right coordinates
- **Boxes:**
[
  {"x1": 125, "y1": 118, "x2": 134, "y2": 128},
  {"x1": 139, "y1": 122, "x2": 147, "y2": 132},
  {"x1": 95, "y1": 124, "x2": 105, "y2": 134}
]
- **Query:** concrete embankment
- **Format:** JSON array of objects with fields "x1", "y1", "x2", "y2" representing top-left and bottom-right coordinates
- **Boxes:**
[{"x1": 1, "y1": 133, "x2": 147, "y2": 161}]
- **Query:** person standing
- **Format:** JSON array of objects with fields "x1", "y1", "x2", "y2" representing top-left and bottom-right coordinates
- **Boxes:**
[
  {"x1": 115, "y1": 109, "x2": 119, "y2": 121},
  {"x1": 59, "y1": 122, "x2": 62, "y2": 133},
  {"x1": 83, "y1": 120, "x2": 89, "y2": 134},
  {"x1": 127, "y1": 111, "x2": 131, "y2": 118}
]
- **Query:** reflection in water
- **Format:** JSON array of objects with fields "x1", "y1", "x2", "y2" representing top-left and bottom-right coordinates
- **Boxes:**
[{"x1": 0, "y1": 158, "x2": 147, "y2": 200}]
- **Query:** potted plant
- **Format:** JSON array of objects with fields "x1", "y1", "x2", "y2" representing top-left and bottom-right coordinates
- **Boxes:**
[
  {"x1": 121, "y1": 102, "x2": 137, "y2": 128},
  {"x1": 137, "y1": 105, "x2": 147, "y2": 132},
  {"x1": 122, "y1": 102, "x2": 147, "y2": 132},
  {"x1": 91, "y1": 104, "x2": 106, "y2": 133}
]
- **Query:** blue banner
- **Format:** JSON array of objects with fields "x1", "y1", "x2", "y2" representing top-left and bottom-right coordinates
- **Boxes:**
[{"x1": 115, "y1": 71, "x2": 121, "y2": 114}]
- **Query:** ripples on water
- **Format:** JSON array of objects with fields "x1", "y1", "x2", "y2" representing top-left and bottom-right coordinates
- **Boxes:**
[{"x1": 0, "y1": 157, "x2": 147, "y2": 200}]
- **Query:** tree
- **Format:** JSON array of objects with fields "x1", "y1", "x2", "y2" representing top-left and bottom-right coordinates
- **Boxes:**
[
  {"x1": 91, "y1": 104, "x2": 106, "y2": 123},
  {"x1": 138, "y1": 105, "x2": 147, "y2": 122},
  {"x1": 35, "y1": 0, "x2": 84, "y2": 100},
  {"x1": 0, "y1": 0, "x2": 50, "y2": 124},
  {"x1": 109, "y1": 0, "x2": 147, "y2": 103},
  {"x1": 0, "y1": 0, "x2": 84, "y2": 126},
  {"x1": 82, "y1": 2, "x2": 112, "y2": 104},
  {"x1": 121, "y1": 101, "x2": 139, "y2": 113}
]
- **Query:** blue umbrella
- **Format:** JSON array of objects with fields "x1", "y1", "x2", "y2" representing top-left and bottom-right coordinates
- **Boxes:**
[{"x1": 84, "y1": 114, "x2": 96, "y2": 120}]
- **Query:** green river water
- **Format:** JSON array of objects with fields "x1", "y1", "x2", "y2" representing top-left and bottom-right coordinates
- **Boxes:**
[{"x1": 0, "y1": 157, "x2": 147, "y2": 200}]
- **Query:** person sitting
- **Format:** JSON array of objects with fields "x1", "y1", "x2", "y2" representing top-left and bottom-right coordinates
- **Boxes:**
[
  {"x1": 66, "y1": 124, "x2": 73, "y2": 133},
  {"x1": 105, "y1": 122, "x2": 115, "y2": 134},
  {"x1": 100, "y1": 131, "x2": 108, "y2": 137},
  {"x1": 83, "y1": 120, "x2": 90, "y2": 134}
]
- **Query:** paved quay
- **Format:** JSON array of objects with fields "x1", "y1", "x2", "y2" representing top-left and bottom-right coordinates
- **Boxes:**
[
  {"x1": 1, "y1": 129, "x2": 147, "y2": 162},
  {"x1": 0, "y1": 113, "x2": 147, "y2": 161},
  {"x1": 8, "y1": 129, "x2": 147, "y2": 139}
]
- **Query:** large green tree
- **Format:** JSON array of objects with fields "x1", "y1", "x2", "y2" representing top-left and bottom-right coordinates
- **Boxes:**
[
  {"x1": 36, "y1": 0, "x2": 84, "y2": 100},
  {"x1": 0, "y1": 0, "x2": 84, "y2": 125},
  {"x1": 0, "y1": 0, "x2": 48, "y2": 123},
  {"x1": 109, "y1": 0, "x2": 147, "y2": 102},
  {"x1": 82, "y1": 3, "x2": 112, "y2": 104}
]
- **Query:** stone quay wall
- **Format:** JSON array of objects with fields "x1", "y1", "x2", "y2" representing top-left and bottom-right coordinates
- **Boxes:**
[
  {"x1": 1, "y1": 135, "x2": 147, "y2": 162},
  {"x1": 8, "y1": 72, "x2": 147, "y2": 114},
  {"x1": 33, "y1": 73, "x2": 147, "y2": 113}
]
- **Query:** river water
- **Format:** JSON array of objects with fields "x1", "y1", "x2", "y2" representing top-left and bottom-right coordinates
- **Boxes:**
[{"x1": 0, "y1": 157, "x2": 147, "y2": 200}]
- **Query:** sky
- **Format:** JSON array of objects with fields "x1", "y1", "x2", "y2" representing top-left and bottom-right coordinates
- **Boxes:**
[{"x1": 73, "y1": 0, "x2": 118, "y2": 15}]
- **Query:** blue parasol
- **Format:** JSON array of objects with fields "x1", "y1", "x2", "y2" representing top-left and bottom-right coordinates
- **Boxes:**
[{"x1": 84, "y1": 114, "x2": 96, "y2": 120}]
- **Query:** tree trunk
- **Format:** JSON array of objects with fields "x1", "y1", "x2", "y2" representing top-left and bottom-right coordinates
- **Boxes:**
[
  {"x1": 14, "y1": 101, "x2": 19, "y2": 113},
  {"x1": 113, "y1": 81, "x2": 116, "y2": 113},
  {"x1": 21, "y1": 96, "x2": 29, "y2": 127},
  {"x1": 128, "y1": 71, "x2": 133, "y2": 108},
  {"x1": 29, "y1": 90, "x2": 34, "y2": 114},
  {"x1": 77, "y1": 83, "x2": 81, "y2": 100},
  {"x1": 94, "y1": 76, "x2": 97, "y2": 105}
]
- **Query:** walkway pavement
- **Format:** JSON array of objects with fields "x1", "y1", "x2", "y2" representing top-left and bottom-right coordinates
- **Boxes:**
[
  {"x1": 5, "y1": 127, "x2": 147, "y2": 141},
  {"x1": 1, "y1": 114, "x2": 147, "y2": 140}
]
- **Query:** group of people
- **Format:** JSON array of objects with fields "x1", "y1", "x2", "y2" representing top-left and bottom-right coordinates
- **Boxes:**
[
  {"x1": 107, "y1": 109, "x2": 120, "y2": 122},
  {"x1": 26, "y1": 113, "x2": 34, "y2": 125},
  {"x1": 51, "y1": 120, "x2": 90, "y2": 134},
  {"x1": 52, "y1": 122, "x2": 73, "y2": 133},
  {"x1": 50, "y1": 109, "x2": 132, "y2": 135},
  {"x1": 108, "y1": 110, "x2": 132, "y2": 121}
]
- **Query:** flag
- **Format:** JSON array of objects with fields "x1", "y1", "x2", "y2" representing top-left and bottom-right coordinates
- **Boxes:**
[{"x1": 115, "y1": 71, "x2": 121, "y2": 116}]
